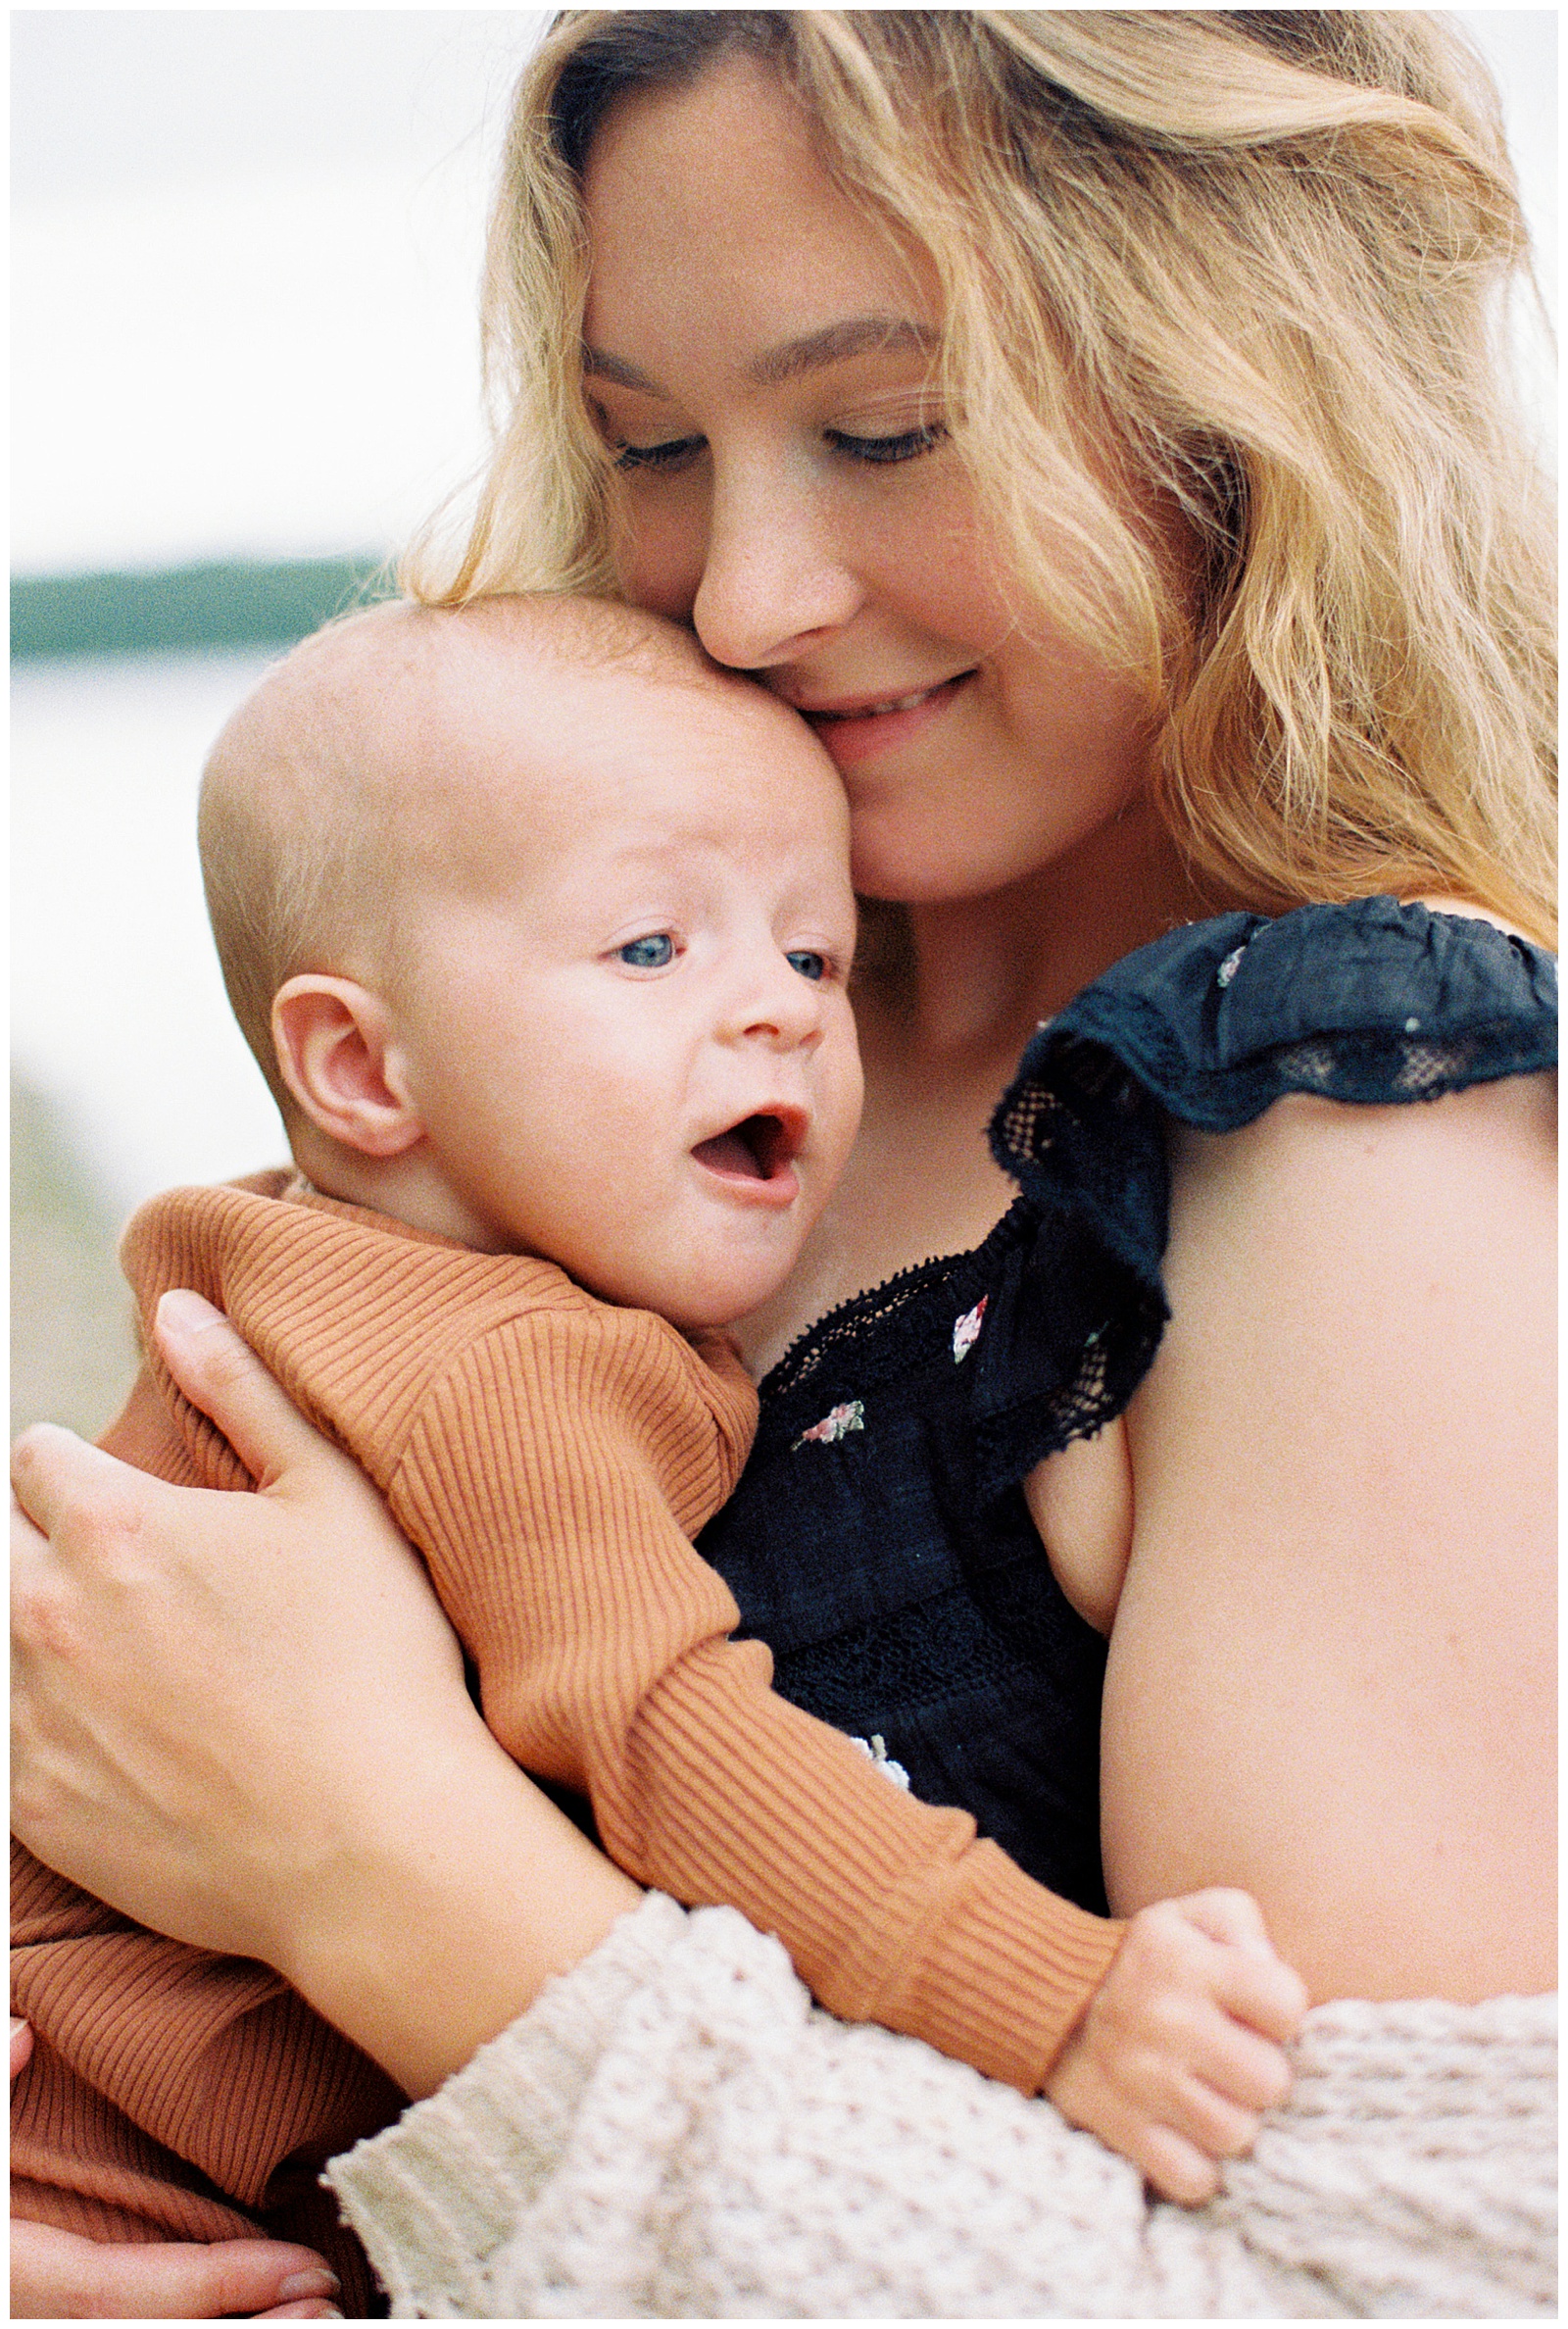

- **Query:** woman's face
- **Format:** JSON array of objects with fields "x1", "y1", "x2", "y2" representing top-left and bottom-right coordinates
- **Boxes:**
[{"x1": 580, "y1": 59, "x2": 1154, "y2": 907}]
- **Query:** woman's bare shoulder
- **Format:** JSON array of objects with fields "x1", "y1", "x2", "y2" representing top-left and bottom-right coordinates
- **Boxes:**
[
  {"x1": 1407, "y1": 893, "x2": 1540, "y2": 942},
  {"x1": 1103, "y1": 1069, "x2": 1554, "y2": 1999}
]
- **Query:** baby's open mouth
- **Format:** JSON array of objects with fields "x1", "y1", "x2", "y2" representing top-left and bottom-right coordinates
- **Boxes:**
[{"x1": 691, "y1": 1112, "x2": 804, "y2": 1182}]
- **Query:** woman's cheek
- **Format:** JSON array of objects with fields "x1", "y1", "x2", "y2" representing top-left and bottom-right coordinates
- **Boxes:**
[{"x1": 613, "y1": 493, "x2": 708, "y2": 621}]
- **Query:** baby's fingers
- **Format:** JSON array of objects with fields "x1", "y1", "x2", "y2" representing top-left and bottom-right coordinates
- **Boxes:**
[
  {"x1": 1071, "y1": 2077, "x2": 1230, "y2": 2198},
  {"x1": 1171, "y1": 1890, "x2": 1308, "y2": 2040},
  {"x1": 1135, "y1": 2119, "x2": 1226, "y2": 2207},
  {"x1": 1186, "y1": 2005, "x2": 1295, "y2": 2115},
  {"x1": 1208, "y1": 1936, "x2": 1309, "y2": 2045},
  {"x1": 1152, "y1": 2059, "x2": 1272, "y2": 2163}
]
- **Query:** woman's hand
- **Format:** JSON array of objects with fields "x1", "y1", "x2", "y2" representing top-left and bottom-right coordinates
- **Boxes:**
[
  {"x1": 12, "y1": 1291, "x2": 639, "y2": 2098},
  {"x1": 12, "y1": 1290, "x2": 473, "y2": 1969},
  {"x1": 9, "y1": 2224, "x2": 342, "y2": 2322},
  {"x1": 10, "y1": 2020, "x2": 342, "y2": 2320}
]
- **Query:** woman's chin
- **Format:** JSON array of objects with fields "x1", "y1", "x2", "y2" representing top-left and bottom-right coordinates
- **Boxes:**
[
  {"x1": 849, "y1": 836, "x2": 1035, "y2": 909},
  {"x1": 849, "y1": 824, "x2": 971, "y2": 904}
]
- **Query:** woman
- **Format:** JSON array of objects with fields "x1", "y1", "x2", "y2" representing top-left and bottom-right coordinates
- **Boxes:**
[{"x1": 12, "y1": 11, "x2": 1554, "y2": 2318}]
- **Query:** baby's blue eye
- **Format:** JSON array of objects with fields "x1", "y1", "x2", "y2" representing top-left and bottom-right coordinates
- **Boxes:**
[
  {"x1": 786, "y1": 950, "x2": 827, "y2": 981},
  {"x1": 618, "y1": 933, "x2": 674, "y2": 968}
]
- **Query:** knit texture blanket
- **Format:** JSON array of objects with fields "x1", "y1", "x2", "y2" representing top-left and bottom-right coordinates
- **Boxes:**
[{"x1": 328, "y1": 1893, "x2": 1556, "y2": 2319}]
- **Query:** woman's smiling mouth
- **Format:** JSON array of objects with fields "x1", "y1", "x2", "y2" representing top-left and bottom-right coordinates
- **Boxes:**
[{"x1": 795, "y1": 673, "x2": 975, "y2": 766}]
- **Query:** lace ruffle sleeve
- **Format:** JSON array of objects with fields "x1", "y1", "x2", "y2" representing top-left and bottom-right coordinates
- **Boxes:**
[{"x1": 970, "y1": 901, "x2": 1557, "y2": 1496}]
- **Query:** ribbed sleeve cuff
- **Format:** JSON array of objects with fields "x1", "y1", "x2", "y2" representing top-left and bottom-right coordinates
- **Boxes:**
[{"x1": 862, "y1": 1840, "x2": 1125, "y2": 2094}]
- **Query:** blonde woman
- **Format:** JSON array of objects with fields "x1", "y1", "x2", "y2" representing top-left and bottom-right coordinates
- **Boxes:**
[{"x1": 12, "y1": 12, "x2": 1554, "y2": 2318}]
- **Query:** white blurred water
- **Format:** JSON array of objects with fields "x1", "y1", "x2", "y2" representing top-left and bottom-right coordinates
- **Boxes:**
[{"x1": 12, "y1": 651, "x2": 290, "y2": 1214}]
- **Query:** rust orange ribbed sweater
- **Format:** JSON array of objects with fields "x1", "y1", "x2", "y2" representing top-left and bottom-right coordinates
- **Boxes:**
[{"x1": 13, "y1": 1172, "x2": 1123, "y2": 2289}]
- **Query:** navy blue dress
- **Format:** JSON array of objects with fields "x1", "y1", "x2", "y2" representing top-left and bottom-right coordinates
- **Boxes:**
[{"x1": 698, "y1": 900, "x2": 1557, "y2": 1916}]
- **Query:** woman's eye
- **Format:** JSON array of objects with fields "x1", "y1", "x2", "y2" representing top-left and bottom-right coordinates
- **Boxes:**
[
  {"x1": 612, "y1": 435, "x2": 705, "y2": 474},
  {"x1": 617, "y1": 933, "x2": 675, "y2": 968},
  {"x1": 825, "y1": 422, "x2": 949, "y2": 467},
  {"x1": 785, "y1": 950, "x2": 828, "y2": 982}
]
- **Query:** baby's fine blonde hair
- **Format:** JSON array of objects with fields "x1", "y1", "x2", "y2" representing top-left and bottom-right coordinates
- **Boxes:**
[
  {"x1": 200, "y1": 593, "x2": 718, "y2": 1118},
  {"x1": 408, "y1": 10, "x2": 1555, "y2": 947}
]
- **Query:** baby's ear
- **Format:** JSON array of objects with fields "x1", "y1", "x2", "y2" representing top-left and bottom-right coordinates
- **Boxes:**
[{"x1": 271, "y1": 975, "x2": 424, "y2": 1158}]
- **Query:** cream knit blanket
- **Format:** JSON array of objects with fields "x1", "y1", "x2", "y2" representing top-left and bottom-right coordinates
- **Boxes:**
[{"x1": 329, "y1": 1894, "x2": 1556, "y2": 2318}]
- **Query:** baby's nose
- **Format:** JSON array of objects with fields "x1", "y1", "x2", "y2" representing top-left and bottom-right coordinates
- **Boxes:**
[{"x1": 730, "y1": 954, "x2": 824, "y2": 1047}]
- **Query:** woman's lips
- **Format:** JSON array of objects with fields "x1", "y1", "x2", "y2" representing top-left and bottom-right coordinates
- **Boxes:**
[{"x1": 799, "y1": 672, "x2": 973, "y2": 767}]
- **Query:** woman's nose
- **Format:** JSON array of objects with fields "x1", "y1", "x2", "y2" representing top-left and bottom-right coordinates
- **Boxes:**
[{"x1": 692, "y1": 464, "x2": 863, "y2": 671}]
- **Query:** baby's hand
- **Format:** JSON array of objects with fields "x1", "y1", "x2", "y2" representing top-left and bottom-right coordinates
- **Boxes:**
[{"x1": 1045, "y1": 1888, "x2": 1307, "y2": 2205}]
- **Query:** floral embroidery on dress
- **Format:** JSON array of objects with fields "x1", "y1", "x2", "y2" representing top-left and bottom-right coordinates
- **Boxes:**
[
  {"x1": 793, "y1": 1399, "x2": 864, "y2": 1451},
  {"x1": 952, "y1": 1296, "x2": 988, "y2": 1362},
  {"x1": 849, "y1": 1732, "x2": 911, "y2": 1789}
]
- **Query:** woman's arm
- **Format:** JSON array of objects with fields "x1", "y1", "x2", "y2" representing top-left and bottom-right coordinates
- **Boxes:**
[
  {"x1": 1102, "y1": 1072, "x2": 1555, "y2": 2002},
  {"x1": 11, "y1": 1291, "x2": 1299, "y2": 2207},
  {"x1": 11, "y1": 1291, "x2": 638, "y2": 2103},
  {"x1": 322, "y1": 1890, "x2": 1555, "y2": 2321}
]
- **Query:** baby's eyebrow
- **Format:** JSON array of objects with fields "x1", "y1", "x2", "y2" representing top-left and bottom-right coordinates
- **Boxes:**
[{"x1": 581, "y1": 315, "x2": 937, "y2": 399}]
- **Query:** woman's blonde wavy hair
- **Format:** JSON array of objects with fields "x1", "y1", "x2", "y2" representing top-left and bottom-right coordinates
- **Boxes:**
[{"x1": 407, "y1": 10, "x2": 1556, "y2": 946}]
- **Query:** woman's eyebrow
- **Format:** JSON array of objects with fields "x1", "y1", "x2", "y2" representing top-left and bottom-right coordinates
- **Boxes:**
[
  {"x1": 748, "y1": 316, "x2": 937, "y2": 386},
  {"x1": 581, "y1": 316, "x2": 937, "y2": 398},
  {"x1": 582, "y1": 347, "x2": 663, "y2": 393}
]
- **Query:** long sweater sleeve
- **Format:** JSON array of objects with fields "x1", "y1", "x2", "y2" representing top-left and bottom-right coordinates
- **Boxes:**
[
  {"x1": 391, "y1": 1309, "x2": 1120, "y2": 2091},
  {"x1": 326, "y1": 1893, "x2": 1559, "y2": 2322},
  {"x1": 123, "y1": 1177, "x2": 1121, "y2": 2091}
]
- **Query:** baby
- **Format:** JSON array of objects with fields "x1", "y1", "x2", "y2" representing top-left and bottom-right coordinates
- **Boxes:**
[{"x1": 13, "y1": 597, "x2": 1300, "y2": 2306}]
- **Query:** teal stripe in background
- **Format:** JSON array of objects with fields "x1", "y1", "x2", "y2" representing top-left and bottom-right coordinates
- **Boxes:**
[{"x1": 11, "y1": 556, "x2": 395, "y2": 661}]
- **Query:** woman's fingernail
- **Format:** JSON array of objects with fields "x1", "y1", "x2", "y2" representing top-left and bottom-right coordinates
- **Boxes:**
[
  {"x1": 157, "y1": 1288, "x2": 226, "y2": 1336},
  {"x1": 275, "y1": 2270, "x2": 341, "y2": 2302},
  {"x1": 10, "y1": 2018, "x2": 26, "y2": 2041}
]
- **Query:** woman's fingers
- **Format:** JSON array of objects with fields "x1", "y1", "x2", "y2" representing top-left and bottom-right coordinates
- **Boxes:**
[
  {"x1": 11, "y1": 2017, "x2": 35, "y2": 2081},
  {"x1": 13, "y1": 1329, "x2": 475, "y2": 1975},
  {"x1": 8, "y1": 2220, "x2": 340, "y2": 2320},
  {"x1": 12, "y1": 1422, "x2": 151, "y2": 1546},
  {"x1": 154, "y1": 1290, "x2": 345, "y2": 1495}
]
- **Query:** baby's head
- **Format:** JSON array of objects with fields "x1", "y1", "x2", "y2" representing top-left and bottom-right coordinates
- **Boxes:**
[{"x1": 200, "y1": 595, "x2": 861, "y2": 1330}]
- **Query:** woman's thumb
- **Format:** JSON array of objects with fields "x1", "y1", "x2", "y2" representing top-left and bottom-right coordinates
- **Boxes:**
[{"x1": 154, "y1": 1289, "x2": 325, "y2": 1493}]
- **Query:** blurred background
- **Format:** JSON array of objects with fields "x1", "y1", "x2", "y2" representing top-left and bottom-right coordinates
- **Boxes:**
[
  {"x1": 13, "y1": 11, "x2": 548, "y2": 1433},
  {"x1": 11, "y1": 9, "x2": 1556, "y2": 1438}
]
